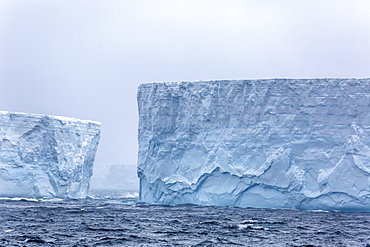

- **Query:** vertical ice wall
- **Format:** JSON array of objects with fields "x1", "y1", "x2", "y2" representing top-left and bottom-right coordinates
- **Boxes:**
[
  {"x1": 138, "y1": 79, "x2": 370, "y2": 211},
  {"x1": 0, "y1": 111, "x2": 100, "y2": 199}
]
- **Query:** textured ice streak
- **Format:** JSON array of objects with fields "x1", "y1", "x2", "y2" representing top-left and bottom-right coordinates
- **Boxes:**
[
  {"x1": 0, "y1": 111, "x2": 100, "y2": 199},
  {"x1": 138, "y1": 79, "x2": 370, "y2": 211}
]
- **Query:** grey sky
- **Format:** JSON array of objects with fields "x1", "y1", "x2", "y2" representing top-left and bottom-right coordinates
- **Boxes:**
[{"x1": 1, "y1": 0, "x2": 370, "y2": 164}]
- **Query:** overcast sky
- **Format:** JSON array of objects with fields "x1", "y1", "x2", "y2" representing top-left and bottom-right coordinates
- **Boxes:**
[{"x1": 1, "y1": 0, "x2": 370, "y2": 165}]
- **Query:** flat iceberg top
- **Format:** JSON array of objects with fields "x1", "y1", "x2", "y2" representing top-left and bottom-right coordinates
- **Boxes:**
[
  {"x1": 0, "y1": 110, "x2": 101, "y2": 126},
  {"x1": 139, "y1": 77, "x2": 369, "y2": 86}
]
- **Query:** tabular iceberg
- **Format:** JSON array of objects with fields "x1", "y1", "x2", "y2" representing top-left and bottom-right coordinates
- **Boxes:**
[
  {"x1": 138, "y1": 78, "x2": 370, "y2": 211},
  {"x1": 90, "y1": 164, "x2": 139, "y2": 197},
  {"x1": 0, "y1": 111, "x2": 100, "y2": 199}
]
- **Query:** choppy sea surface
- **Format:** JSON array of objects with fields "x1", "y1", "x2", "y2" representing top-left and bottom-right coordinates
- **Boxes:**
[{"x1": 1, "y1": 193, "x2": 370, "y2": 246}]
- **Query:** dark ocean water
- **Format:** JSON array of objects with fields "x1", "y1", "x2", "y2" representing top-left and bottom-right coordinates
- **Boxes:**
[{"x1": 1, "y1": 196, "x2": 370, "y2": 247}]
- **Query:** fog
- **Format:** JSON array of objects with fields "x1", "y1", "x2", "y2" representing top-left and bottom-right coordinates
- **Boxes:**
[{"x1": 1, "y1": 0, "x2": 369, "y2": 169}]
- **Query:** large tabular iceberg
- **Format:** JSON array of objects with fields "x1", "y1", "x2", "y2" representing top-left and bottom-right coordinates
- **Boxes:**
[
  {"x1": 0, "y1": 111, "x2": 100, "y2": 199},
  {"x1": 138, "y1": 79, "x2": 370, "y2": 211}
]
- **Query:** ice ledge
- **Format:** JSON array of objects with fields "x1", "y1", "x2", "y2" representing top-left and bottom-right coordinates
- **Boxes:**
[{"x1": 140, "y1": 167, "x2": 370, "y2": 212}]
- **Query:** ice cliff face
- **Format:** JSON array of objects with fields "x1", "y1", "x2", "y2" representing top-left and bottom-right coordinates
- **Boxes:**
[
  {"x1": 138, "y1": 79, "x2": 370, "y2": 211},
  {"x1": 0, "y1": 111, "x2": 100, "y2": 199}
]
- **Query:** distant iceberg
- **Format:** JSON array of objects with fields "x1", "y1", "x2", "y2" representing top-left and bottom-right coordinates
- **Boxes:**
[
  {"x1": 0, "y1": 111, "x2": 100, "y2": 199},
  {"x1": 137, "y1": 79, "x2": 370, "y2": 211},
  {"x1": 90, "y1": 163, "x2": 139, "y2": 198}
]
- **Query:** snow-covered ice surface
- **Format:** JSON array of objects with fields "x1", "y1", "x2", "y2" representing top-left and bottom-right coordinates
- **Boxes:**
[
  {"x1": 138, "y1": 78, "x2": 370, "y2": 211},
  {"x1": 0, "y1": 111, "x2": 100, "y2": 199}
]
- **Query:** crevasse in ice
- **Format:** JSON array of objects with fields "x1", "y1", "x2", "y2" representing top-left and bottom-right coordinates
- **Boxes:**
[
  {"x1": 138, "y1": 79, "x2": 370, "y2": 211},
  {"x1": 0, "y1": 111, "x2": 100, "y2": 199}
]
